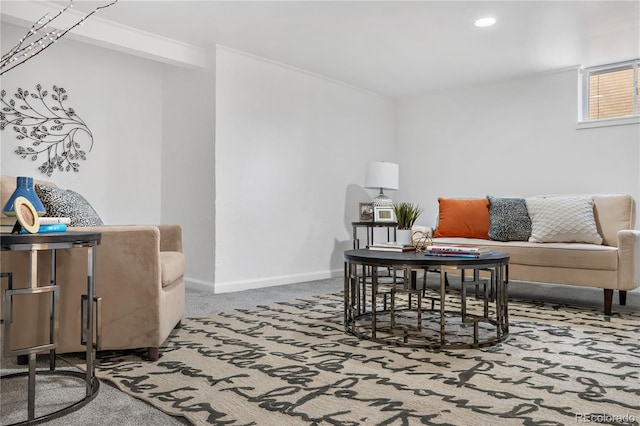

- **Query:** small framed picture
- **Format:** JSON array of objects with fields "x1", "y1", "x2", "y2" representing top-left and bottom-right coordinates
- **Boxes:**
[
  {"x1": 14, "y1": 196, "x2": 40, "y2": 233},
  {"x1": 374, "y1": 206, "x2": 395, "y2": 222},
  {"x1": 359, "y1": 203, "x2": 374, "y2": 222}
]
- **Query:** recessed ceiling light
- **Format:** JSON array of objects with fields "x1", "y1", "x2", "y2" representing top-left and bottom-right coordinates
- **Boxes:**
[{"x1": 474, "y1": 17, "x2": 497, "y2": 28}]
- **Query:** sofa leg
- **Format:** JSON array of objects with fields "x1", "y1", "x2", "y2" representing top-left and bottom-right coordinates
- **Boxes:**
[
  {"x1": 603, "y1": 289, "x2": 613, "y2": 316},
  {"x1": 619, "y1": 290, "x2": 627, "y2": 306},
  {"x1": 147, "y1": 347, "x2": 159, "y2": 361}
]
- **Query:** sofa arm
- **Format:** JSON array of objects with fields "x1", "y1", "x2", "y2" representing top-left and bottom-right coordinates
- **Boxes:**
[
  {"x1": 617, "y1": 229, "x2": 640, "y2": 290},
  {"x1": 411, "y1": 225, "x2": 434, "y2": 246},
  {"x1": 412, "y1": 225, "x2": 433, "y2": 237},
  {"x1": 158, "y1": 224, "x2": 183, "y2": 253}
]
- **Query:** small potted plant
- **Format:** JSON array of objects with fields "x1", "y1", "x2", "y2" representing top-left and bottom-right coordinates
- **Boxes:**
[{"x1": 393, "y1": 202, "x2": 423, "y2": 245}]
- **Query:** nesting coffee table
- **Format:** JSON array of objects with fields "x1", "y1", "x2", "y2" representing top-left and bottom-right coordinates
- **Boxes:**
[{"x1": 343, "y1": 249, "x2": 510, "y2": 349}]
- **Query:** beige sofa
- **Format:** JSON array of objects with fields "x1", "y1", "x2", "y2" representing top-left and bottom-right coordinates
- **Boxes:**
[
  {"x1": 0, "y1": 175, "x2": 185, "y2": 361},
  {"x1": 415, "y1": 194, "x2": 640, "y2": 315}
]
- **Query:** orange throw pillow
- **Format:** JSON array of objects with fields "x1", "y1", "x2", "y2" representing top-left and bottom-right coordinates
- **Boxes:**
[{"x1": 434, "y1": 197, "x2": 490, "y2": 239}]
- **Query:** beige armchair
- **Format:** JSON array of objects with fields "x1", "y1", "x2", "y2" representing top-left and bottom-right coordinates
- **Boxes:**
[{"x1": 1, "y1": 175, "x2": 185, "y2": 361}]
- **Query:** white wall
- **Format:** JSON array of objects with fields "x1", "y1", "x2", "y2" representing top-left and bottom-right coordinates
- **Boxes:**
[
  {"x1": 214, "y1": 46, "x2": 395, "y2": 292},
  {"x1": 396, "y1": 68, "x2": 640, "y2": 227},
  {"x1": 161, "y1": 46, "x2": 216, "y2": 287},
  {"x1": 1, "y1": 23, "x2": 164, "y2": 225},
  {"x1": 5, "y1": 18, "x2": 637, "y2": 293}
]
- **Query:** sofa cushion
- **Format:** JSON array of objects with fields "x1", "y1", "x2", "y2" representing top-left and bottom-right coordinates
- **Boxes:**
[
  {"x1": 160, "y1": 251, "x2": 185, "y2": 287},
  {"x1": 487, "y1": 196, "x2": 531, "y2": 241},
  {"x1": 434, "y1": 198, "x2": 489, "y2": 239},
  {"x1": 431, "y1": 237, "x2": 617, "y2": 270},
  {"x1": 35, "y1": 184, "x2": 104, "y2": 227},
  {"x1": 525, "y1": 196, "x2": 602, "y2": 244}
]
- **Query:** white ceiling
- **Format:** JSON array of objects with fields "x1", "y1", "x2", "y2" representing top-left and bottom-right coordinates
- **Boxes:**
[{"x1": 39, "y1": 1, "x2": 640, "y2": 96}]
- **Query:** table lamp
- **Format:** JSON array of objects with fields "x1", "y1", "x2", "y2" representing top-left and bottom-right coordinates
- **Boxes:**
[{"x1": 365, "y1": 161, "x2": 399, "y2": 207}]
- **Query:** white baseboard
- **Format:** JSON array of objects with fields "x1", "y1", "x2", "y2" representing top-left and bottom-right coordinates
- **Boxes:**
[
  {"x1": 185, "y1": 277, "x2": 216, "y2": 292},
  {"x1": 212, "y1": 269, "x2": 343, "y2": 294}
]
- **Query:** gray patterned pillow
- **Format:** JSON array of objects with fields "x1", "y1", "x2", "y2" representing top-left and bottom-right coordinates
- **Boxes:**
[
  {"x1": 487, "y1": 196, "x2": 532, "y2": 241},
  {"x1": 35, "y1": 184, "x2": 104, "y2": 227}
]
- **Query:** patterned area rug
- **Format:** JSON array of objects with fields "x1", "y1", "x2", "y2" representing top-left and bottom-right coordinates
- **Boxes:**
[{"x1": 87, "y1": 293, "x2": 640, "y2": 425}]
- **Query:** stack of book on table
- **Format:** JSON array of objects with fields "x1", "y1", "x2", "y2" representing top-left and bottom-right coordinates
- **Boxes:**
[
  {"x1": 1, "y1": 216, "x2": 70, "y2": 233},
  {"x1": 368, "y1": 242, "x2": 416, "y2": 252},
  {"x1": 31, "y1": 217, "x2": 70, "y2": 233},
  {"x1": 425, "y1": 244, "x2": 491, "y2": 258}
]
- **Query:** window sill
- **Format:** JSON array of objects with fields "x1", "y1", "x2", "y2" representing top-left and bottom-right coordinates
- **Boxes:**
[{"x1": 577, "y1": 116, "x2": 640, "y2": 130}]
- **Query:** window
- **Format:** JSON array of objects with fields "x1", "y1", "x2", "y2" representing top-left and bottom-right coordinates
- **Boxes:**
[{"x1": 580, "y1": 59, "x2": 639, "y2": 126}]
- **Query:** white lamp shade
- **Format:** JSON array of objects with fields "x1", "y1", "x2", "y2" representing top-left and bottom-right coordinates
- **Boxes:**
[{"x1": 365, "y1": 161, "x2": 399, "y2": 190}]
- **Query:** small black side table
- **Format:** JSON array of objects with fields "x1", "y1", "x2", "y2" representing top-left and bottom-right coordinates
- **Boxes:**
[
  {"x1": 1, "y1": 231, "x2": 101, "y2": 425},
  {"x1": 351, "y1": 221, "x2": 398, "y2": 249}
]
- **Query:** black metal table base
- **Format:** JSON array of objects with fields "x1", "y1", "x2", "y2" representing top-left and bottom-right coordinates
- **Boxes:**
[
  {"x1": 347, "y1": 307, "x2": 508, "y2": 349},
  {"x1": 1, "y1": 232, "x2": 102, "y2": 425},
  {"x1": 1, "y1": 369, "x2": 100, "y2": 426},
  {"x1": 344, "y1": 249, "x2": 510, "y2": 349}
]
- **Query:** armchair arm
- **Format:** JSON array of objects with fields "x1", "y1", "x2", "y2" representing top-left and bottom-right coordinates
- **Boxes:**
[
  {"x1": 617, "y1": 229, "x2": 640, "y2": 290},
  {"x1": 68, "y1": 225, "x2": 162, "y2": 284},
  {"x1": 158, "y1": 224, "x2": 183, "y2": 252},
  {"x1": 71, "y1": 224, "x2": 182, "y2": 252},
  {"x1": 61, "y1": 225, "x2": 164, "y2": 352}
]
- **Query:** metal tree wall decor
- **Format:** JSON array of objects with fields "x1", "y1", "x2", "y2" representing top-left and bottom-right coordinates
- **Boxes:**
[{"x1": 0, "y1": 84, "x2": 93, "y2": 176}]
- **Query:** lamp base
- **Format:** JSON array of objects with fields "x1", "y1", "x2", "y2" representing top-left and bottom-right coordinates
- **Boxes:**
[{"x1": 372, "y1": 190, "x2": 393, "y2": 207}]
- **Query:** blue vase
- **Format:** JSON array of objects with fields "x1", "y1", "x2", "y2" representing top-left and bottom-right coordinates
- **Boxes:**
[{"x1": 2, "y1": 176, "x2": 46, "y2": 217}]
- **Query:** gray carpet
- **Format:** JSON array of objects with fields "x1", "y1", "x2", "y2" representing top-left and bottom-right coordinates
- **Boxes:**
[
  {"x1": 1, "y1": 276, "x2": 638, "y2": 425},
  {"x1": 0, "y1": 278, "x2": 343, "y2": 426}
]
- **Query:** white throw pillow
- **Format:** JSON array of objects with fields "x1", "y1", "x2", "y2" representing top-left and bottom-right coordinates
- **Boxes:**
[{"x1": 525, "y1": 196, "x2": 603, "y2": 244}]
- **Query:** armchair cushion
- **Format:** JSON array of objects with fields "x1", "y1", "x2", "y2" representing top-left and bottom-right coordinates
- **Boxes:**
[{"x1": 160, "y1": 251, "x2": 185, "y2": 287}]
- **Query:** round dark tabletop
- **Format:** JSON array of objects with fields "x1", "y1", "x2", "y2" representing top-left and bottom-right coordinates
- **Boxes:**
[
  {"x1": 0, "y1": 231, "x2": 101, "y2": 249},
  {"x1": 344, "y1": 248, "x2": 509, "y2": 267}
]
